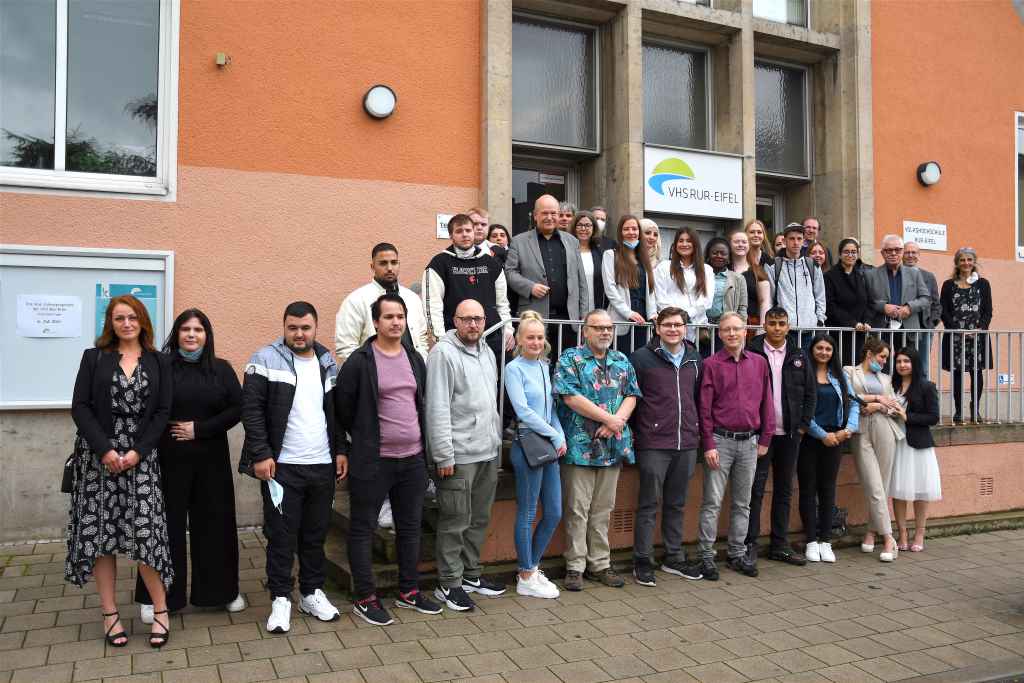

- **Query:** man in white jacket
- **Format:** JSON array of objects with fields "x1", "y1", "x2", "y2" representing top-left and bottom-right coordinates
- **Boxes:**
[{"x1": 335, "y1": 243, "x2": 429, "y2": 363}]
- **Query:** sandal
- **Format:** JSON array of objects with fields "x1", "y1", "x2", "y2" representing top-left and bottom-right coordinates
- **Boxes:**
[
  {"x1": 103, "y1": 610, "x2": 128, "y2": 647},
  {"x1": 149, "y1": 609, "x2": 170, "y2": 649}
]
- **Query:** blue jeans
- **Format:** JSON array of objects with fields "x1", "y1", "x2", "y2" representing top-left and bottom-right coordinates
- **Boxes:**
[{"x1": 510, "y1": 441, "x2": 562, "y2": 571}]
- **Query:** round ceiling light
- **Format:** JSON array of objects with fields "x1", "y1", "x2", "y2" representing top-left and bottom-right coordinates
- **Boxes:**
[
  {"x1": 916, "y1": 161, "x2": 941, "y2": 186},
  {"x1": 363, "y1": 85, "x2": 397, "y2": 119}
]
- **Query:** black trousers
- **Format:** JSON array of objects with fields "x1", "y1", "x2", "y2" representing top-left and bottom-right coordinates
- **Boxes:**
[
  {"x1": 952, "y1": 367, "x2": 985, "y2": 420},
  {"x1": 134, "y1": 450, "x2": 239, "y2": 612},
  {"x1": 348, "y1": 454, "x2": 428, "y2": 600},
  {"x1": 745, "y1": 433, "x2": 799, "y2": 551},
  {"x1": 797, "y1": 435, "x2": 843, "y2": 543},
  {"x1": 262, "y1": 462, "x2": 335, "y2": 599}
]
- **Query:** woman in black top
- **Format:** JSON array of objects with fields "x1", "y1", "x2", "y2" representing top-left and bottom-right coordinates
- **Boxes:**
[
  {"x1": 135, "y1": 309, "x2": 243, "y2": 618},
  {"x1": 940, "y1": 247, "x2": 993, "y2": 423},
  {"x1": 569, "y1": 211, "x2": 607, "y2": 310},
  {"x1": 68, "y1": 295, "x2": 173, "y2": 648},
  {"x1": 824, "y1": 238, "x2": 872, "y2": 366}
]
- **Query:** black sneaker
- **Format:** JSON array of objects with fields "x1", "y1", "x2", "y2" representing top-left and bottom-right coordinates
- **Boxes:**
[
  {"x1": 462, "y1": 576, "x2": 506, "y2": 596},
  {"x1": 661, "y1": 558, "x2": 703, "y2": 581},
  {"x1": 563, "y1": 570, "x2": 583, "y2": 592},
  {"x1": 768, "y1": 547, "x2": 807, "y2": 566},
  {"x1": 434, "y1": 585, "x2": 476, "y2": 612},
  {"x1": 395, "y1": 590, "x2": 442, "y2": 615},
  {"x1": 726, "y1": 555, "x2": 759, "y2": 577},
  {"x1": 633, "y1": 559, "x2": 656, "y2": 587},
  {"x1": 352, "y1": 597, "x2": 393, "y2": 626},
  {"x1": 700, "y1": 558, "x2": 719, "y2": 582}
]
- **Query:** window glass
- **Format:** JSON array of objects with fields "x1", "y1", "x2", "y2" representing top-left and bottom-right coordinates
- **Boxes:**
[
  {"x1": 66, "y1": 0, "x2": 160, "y2": 176},
  {"x1": 643, "y1": 43, "x2": 708, "y2": 149},
  {"x1": 0, "y1": 0, "x2": 56, "y2": 169},
  {"x1": 512, "y1": 17, "x2": 596, "y2": 150},
  {"x1": 511, "y1": 166, "x2": 567, "y2": 235},
  {"x1": 754, "y1": 61, "x2": 807, "y2": 177},
  {"x1": 753, "y1": 0, "x2": 808, "y2": 26}
]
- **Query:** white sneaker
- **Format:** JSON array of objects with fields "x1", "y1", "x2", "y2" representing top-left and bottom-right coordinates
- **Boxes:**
[
  {"x1": 139, "y1": 603, "x2": 154, "y2": 624},
  {"x1": 805, "y1": 542, "x2": 821, "y2": 562},
  {"x1": 299, "y1": 588, "x2": 341, "y2": 622},
  {"x1": 534, "y1": 569, "x2": 556, "y2": 590},
  {"x1": 267, "y1": 597, "x2": 291, "y2": 634},
  {"x1": 226, "y1": 594, "x2": 247, "y2": 613},
  {"x1": 378, "y1": 499, "x2": 394, "y2": 529},
  {"x1": 819, "y1": 542, "x2": 836, "y2": 563},
  {"x1": 516, "y1": 571, "x2": 559, "y2": 599}
]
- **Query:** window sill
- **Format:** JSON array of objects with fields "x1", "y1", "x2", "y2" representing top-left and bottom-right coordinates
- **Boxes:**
[{"x1": 0, "y1": 168, "x2": 170, "y2": 198}]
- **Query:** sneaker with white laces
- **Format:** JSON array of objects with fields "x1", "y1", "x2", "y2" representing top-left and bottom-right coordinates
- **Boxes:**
[
  {"x1": 267, "y1": 596, "x2": 291, "y2": 634},
  {"x1": 516, "y1": 571, "x2": 559, "y2": 599},
  {"x1": 819, "y1": 542, "x2": 836, "y2": 563},
  {"x1": 805, "y1": 541, "x2": 821, "y2": 562},
  {"x1": 298, "y1": 589, "x2": 341, "y2": 622},
  {"x1": 534, "y1": 569, "x2": 556, "y2": 590},
  {"x1": 352, "y1": 596, "x2": 394, "y2": 626},
  {"x1": 378, "y1": 498, "x2": 394, "y2": 529},
  {"x1": 139, "y1": 603, "x2": 154, "y2": 625},
  {"x1": 226, "y1": 594, "x2": 247, "y2": 613}
]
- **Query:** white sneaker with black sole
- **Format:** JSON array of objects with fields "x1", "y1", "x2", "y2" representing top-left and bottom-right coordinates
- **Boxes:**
[
  {"x1": 462, "y1": 576, "x2": 506, "y2": 596},
  {"x1": 298, "y1": 589, "x2": 341, "y2": 622},
  {"x1": 434, "y1": 585, "x2": 476, "y2": 612},
  {"x1": 267, "y1": 596, "x2": 291, "y2": 634}
]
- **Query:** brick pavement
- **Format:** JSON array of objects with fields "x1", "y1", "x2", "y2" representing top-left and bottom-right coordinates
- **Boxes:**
[{"x1": 3, "y1": 529, "x2": 1024, "y2": 682}]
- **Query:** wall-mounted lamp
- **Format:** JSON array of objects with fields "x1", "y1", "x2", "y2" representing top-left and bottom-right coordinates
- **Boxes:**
[
  {"x1": 916, "y1": 161, "x2": 941, "y2": 186},
  {"x1": 363, "y1": 85, "x2": 397, "y2": 119}
]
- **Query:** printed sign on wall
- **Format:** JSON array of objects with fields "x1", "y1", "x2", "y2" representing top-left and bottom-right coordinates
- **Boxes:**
[
  {"x1": 643, "y1": 145, "x2": 743, "y2": 219},
  {"x1": 16, "y1": 294, "x2": 82, "y2": 338},
  {"x1": 903, "y1": 220, "x2": 947, "y2": 251}
]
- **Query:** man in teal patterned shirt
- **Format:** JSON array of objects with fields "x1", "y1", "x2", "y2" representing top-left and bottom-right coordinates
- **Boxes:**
[{"x1": 554, "y1": 309, "x2": 641, "y2": 592}]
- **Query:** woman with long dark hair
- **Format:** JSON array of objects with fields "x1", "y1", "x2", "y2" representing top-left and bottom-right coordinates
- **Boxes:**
[
  {"x1": 135, "y1": 309, "x2": 244, "y2": 620},
  {"x1": 602, "y1": 215, "x2": 656, "y2": 352},
  {"x1": 890, "y1": 347, "x2": 941, "y2": 552},
  {"x1": 824, "y1": 237, "x2": 872, "y2": 366},
  {"x1": 940, "y1": 247, "x2": 993, "y2": 423},
  {"x1": 67, "y1": 295, "x2": 173, "y2": 648},
  {"x1": 800, "y1": 334, "x2": 860, "y2": 563},
  {"x1": 570, "y1": 211, "x2": 607, "y2": 310},
  {"x1": 653, "y1": 227, "x2": 713, "y2": 345}
]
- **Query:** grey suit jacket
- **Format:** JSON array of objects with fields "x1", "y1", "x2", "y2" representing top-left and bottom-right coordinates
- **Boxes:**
[
  {"x1": 866, "y1": 265, "x2": 932, "y2": 330},
  {"x1": 918, "y1": 268, "x2": 942, "y2": 329},
  {"x1": 505, "y1": 230, "x2": 590, "y2": 320}
]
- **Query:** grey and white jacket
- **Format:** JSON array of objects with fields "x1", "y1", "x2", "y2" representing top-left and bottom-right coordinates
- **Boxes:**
[{"x1": 766, "y1": 256, "x2": 827, "y2": 329}]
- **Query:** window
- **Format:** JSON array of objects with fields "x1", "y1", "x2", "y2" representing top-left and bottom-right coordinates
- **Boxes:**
[
  {"x1": 753, "y1": 0, "x2": 808, "y2": 27},
  {"x1": 643, "y1": 42, "x2": 709, "y2": 150},
  {"x1": 1017, "y1": 113, "x2": 1024, "y2": 259},
  {"x1": 512, "y1": 16, "x2": 597, "y2": 152},
  {"x1": 0, "y1": 0, "x2": 178, "y2": 196},
  {"x1": 754, "y1": 60, "x2": 809, "y2": 178}
]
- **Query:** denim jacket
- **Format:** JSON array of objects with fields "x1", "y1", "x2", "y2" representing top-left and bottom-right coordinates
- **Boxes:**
[{"x1": 808, "y1": 370, "x2": 860, "y2": 441}]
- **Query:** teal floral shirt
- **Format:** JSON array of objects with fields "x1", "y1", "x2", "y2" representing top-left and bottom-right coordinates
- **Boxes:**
[{"x1": 554, "y1": 345, "x2": 642, "y2": 466}]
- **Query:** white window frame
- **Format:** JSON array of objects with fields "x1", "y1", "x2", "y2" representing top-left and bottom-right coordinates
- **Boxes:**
[
  {"x1": 1016, "y1": 112, "x2": 1024, "y2": 261},
  {"x1": 753, "y1": 58, "x2": 811, "y2": 181},
  {"x1": 0, "y1": 0, "x2": 180, "y2": 200},
  {"x1": 642, "y1": 38, "x2": 713, "y2": 151},
  {"x1": 512, "y1": 12, "x2": 601, "y2": 156},
  {"x1": 752, "y1": 0, "x2": 810, "y2": 28}
]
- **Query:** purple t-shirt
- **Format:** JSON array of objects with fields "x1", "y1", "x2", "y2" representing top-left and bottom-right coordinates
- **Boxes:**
[{"x1": 373, "y1": 345, "x2": 422, "y2": 458}]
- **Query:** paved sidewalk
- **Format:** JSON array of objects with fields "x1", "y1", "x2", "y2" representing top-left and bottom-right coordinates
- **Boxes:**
[{"x1": 3, "y1": 529, "x2": 1024, "y2": 683}]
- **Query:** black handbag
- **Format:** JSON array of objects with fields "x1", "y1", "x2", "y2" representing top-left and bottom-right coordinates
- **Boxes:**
[
  {"x1": 515, "y1": 363, "x2": 560, "y2": 468},
  {"x1": 61, "y1": 453, "x2": 75, "y2": 493}
]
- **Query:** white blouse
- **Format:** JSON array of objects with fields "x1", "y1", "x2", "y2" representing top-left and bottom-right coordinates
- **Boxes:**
[{"x1": 654, "y1": 260, "x2": 714, "y2": 337}]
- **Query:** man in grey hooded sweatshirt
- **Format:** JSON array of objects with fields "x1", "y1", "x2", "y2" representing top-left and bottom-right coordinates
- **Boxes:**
[{"x1": 426, "y1": 299, "x2": 506, "y2": 612}]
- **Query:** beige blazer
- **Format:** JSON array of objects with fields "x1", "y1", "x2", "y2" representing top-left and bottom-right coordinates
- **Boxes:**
[{"x1": 843, "y1": 364, "x2": 906, "y2": 442}]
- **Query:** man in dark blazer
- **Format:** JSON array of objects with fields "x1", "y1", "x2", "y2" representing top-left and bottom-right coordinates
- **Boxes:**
[
  {"x1": 903, "y1": 242, "x2": 942, "y2": 378},
  {"x1": 867, "y1": 234, "x2": 933, "y2": 349},
  {"x1": 505, "y1": 194, "x2": 590, "y2": 352}
]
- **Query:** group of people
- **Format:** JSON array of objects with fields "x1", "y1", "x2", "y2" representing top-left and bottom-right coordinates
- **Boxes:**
[{"x1": 64, "y1": 194, "x2": 984, "y2": 646}]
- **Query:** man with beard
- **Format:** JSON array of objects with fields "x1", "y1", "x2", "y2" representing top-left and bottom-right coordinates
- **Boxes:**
[
  {"x1": 240, "y1": 302, "x2": 345, "y2": 634},
  {"x1": 335, "y1": 243, "x2": 428, "y2": 363}
]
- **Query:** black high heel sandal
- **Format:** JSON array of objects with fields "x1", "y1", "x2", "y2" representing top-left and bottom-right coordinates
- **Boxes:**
[
  {"x1": 149, "y1": 609, "x2": 169, "y2": 649},
  {"x1": 103, "y1": 611, "x2": 128, "y2": 647}
]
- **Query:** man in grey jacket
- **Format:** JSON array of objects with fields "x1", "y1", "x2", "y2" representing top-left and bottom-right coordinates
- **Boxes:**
[
  {"x1": 426, "y1": 299, "x2": 506, "y2": 612},
  {"x1": 766, "y1": 223, "x2": 827, "y2": 334},
  {"x1": 867, "y1": 235, "x2": 932, "y2": 351},
  {"x1": 903, "y1": 241, "x2": 942, "y2": 377},
  {"x1": 506, "y1": 194, "x2": 590, "y2": 353}
]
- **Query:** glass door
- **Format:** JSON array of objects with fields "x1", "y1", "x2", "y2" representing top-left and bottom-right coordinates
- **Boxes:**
[{"x1": 511, "y1": 160, "x2": 579, "y2": 235}]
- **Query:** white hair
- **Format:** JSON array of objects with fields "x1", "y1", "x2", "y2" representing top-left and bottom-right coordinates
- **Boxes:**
[{"x1": 880, "y1": 234, "x2": 904, "y2": 248}]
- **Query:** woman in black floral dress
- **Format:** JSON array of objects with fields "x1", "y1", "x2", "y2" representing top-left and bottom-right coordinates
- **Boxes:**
[
  {"x1": 68, "y1": 295, "x2": 173, "y2": 648},
  {"x1": 940, "y1": 247, "x2": 993, "y2": 423}
]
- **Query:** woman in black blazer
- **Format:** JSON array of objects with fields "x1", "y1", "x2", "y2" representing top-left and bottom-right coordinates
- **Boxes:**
[
  {"x1": 940, "y1": 247, "x2": 993, "y2": 423},
  {"x1": 569, "y1": 211, "x2": 608, "y2": 310},
  {"x1": 67, "y1": 295, "x2": 173, "y2": 648},
  {"x1": 824, "y1": 238, "x2": 872, "y2": 366},
  {"x1": 889, "y1": 347, "x2": 941, "y2": 553}
]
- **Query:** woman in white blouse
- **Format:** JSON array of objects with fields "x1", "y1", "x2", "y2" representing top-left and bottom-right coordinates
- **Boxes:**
[
  {"x1": 602, "y1": 215, "x2": 657, "y2": 352},
  {"x1": 654, "y1": 227, "x2": 714, "y2": 344}
]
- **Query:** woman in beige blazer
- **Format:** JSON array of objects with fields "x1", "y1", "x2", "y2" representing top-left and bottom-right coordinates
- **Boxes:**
[{"x1": 844, "y1": 336, "x2": 906, "y2": 562}]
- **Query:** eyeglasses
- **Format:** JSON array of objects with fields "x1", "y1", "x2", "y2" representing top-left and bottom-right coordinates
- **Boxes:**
[
  {"x1": 840, "y1": 250, "x2": 859, "y2": 256},
  {"x1": 659, "y1": 322, "x2": 685, "y2": 329},
  {"x1": 586, "y1": 325, "x2": 615, "y2": 333},
  {"x1": 881, "y1": 248, "x2": 903, "y2": 254},
  {"x1": 455, "y1": 316, "x2": 485, "y2": 325}
]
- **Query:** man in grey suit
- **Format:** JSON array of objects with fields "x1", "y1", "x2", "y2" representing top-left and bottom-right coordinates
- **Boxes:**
[
  {"x1": 505, "y1": 194, "x2": 590, "y2": 354},
  {"x1": 867, "y1": 234, "x2": 933, "y2": 352},
  {"x1": 903, "y1": 241, "x2": 942, "y2": 378}
]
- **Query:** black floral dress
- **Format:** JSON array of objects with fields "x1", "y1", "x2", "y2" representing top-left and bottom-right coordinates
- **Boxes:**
[
  {"x1": 947, "y1": 285, "x2": 990, "y2": 371},
  {"x1": 65, "y1": 364, "x2": 174, "y2": 587}
]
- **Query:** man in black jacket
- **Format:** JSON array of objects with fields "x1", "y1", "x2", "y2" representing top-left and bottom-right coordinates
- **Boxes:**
[
  {"x1": 240, "y1": 302, "x2": 344, "y2": 635},
  {"x1": 335, "y1": 294, "x2": 442, "y2": 626},
  {"x1": 744, "y1": 307, "x2": 816, "y2": 566}
]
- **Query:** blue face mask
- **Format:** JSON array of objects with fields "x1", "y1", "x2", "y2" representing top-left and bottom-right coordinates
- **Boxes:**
[
  {"x1": 868, "y1": 360, "x2": 883, "y2": 373},
  {"x1": 178, "y1": 347, "x2": 203, "y2": 362},
  {"x1": 623, "y1": 240, "x2": 640, "y2": 249}
]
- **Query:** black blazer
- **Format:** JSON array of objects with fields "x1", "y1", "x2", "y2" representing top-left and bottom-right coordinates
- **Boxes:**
[
  {"x1": 585, "y1": 245, "x2": 609, "y2": 309},
  {"x1": 71, "y1": 348, "x2": 172, "y2": 457},
  {"x1": 899, "y1": 379, "x2": 939, "y2": 449},
  {"x1": 824, "y1": 266, "x2": 870, "y2": 328},
  {"x1": 939, "y1": 277, "x2": 993, "y2": 371},
  {"x1": 747, "y1": 335, "x2": 816, "y2": 436}
]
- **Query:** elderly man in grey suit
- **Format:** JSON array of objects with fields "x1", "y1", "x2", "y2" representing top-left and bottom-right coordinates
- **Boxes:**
[
  {"x1": 867, "y1": 234, "x2": 933, "y2": 352},
  {"x1": 505, "y1": 194, "x2": 590, "y2": 354}
]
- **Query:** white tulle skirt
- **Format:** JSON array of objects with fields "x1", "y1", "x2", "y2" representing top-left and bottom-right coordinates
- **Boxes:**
[{"x1": 889, "y1": 440, "x2": 942, "y2": 502}]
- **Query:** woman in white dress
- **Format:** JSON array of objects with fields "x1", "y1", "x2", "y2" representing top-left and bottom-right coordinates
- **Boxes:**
[
  {"x1": 890, "y1": 346, "x2": 942, "y2": 552},
  {"x1": 653, "y1": 227, "x2": 713, "y2": 345}
]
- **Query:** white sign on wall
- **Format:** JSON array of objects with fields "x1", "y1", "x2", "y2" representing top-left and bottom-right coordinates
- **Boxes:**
[
  {"x1": 436, "y1": 213, "x2": 454, "y2": 240},
  {"x1": 643, "y1": 145, "x2": 743, "y2": 219},
  {"x1": 16, "y1": 294, "x2": 82, "y2": 338},
  {"x1": 903, "y1": 220, "x2": 947, "y2": 251}
]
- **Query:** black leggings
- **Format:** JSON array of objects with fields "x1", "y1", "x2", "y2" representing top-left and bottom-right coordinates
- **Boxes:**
[
  {"x1": 952, "y1": 368, "x2": 985, "y2": 420},
  {"x1": 797, "y1": 435, "x2": 843, "y2": 543}
]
